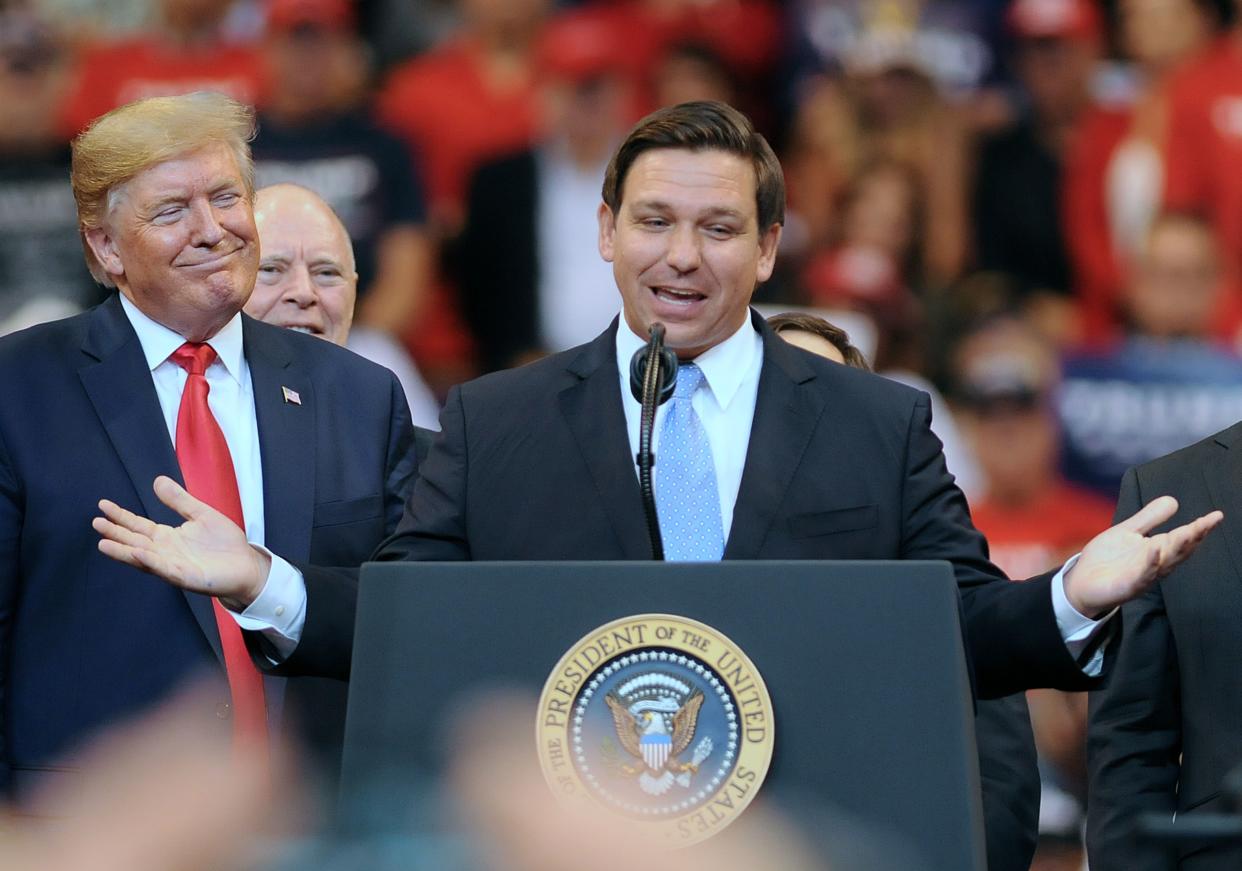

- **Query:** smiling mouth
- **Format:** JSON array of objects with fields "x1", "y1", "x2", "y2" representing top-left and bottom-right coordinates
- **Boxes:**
[
  {"x1": 285, "y1": 325, "x2": 323, "y2": 335},
  {"x1": 651, "y1": 286, "x2": 706, "y2": 306},
  {"x1": 179, "y1": 249, "x2": 240, "y2": 270}
]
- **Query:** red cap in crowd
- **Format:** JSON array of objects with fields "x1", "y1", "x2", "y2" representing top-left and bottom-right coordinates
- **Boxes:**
[
  {"x1": 537, "y1": 12, "x2": 634, "y2": 83},
  {"x1": 1006, "y1": 0, "x2": 1102, "y2": 42},
  {"x1": 267, "y1": 0, "x2": 354, "y2": 33}
]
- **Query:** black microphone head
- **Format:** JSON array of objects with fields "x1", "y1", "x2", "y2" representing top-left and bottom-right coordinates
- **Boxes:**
[{"x1": 629, "y1": 345, "x2": 679, "y2": 405}]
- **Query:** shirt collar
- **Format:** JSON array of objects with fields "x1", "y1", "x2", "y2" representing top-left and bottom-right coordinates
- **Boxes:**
[
  {"x1": 614, "y1": 311, "x2": 760, "y2": 410},
  {"x1": 118, "y1": 293, "x2": 245, "y2": 384}
]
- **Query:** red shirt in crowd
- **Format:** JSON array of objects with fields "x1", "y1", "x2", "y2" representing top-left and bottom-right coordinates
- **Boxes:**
[
  {"x1": 583, "y1": 0, "x2": 780, "y2": 77},
  {"x1": 374, "y1": 36, "x2": 540, "y2": 371},
  {"x1": 567, "y1": 0, "x2": 781, "y2": 113},
  {"x1": 59, "y1": 38, "x2": 267, "y2": 136},
  {"x1": 375, "y1": 36, "x2": 539, "y2": 226},
  {"x1": 971, "y1": 481, "x2": 1114, "y2": 581},
  {"x1": 1062, "y1": 104, "x2": 1132, "y2": 344},
  {"x1": 1161, "y1": 34, "x2": 1242, "y2": 336}
]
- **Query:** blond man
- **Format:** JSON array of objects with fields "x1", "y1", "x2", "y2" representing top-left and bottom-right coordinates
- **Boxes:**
[{"x1": 0, "y1": 92, "x2": 417, "y2": 803}]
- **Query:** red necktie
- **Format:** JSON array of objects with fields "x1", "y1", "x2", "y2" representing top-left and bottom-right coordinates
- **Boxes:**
[{"x1": 170, "y1": 342, "x2": 268, "y2": 745}]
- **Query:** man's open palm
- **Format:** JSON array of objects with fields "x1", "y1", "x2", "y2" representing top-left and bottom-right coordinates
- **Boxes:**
[
  {"x1": 1065, "y1": 495, "x2": 1222, "y2": 618},
  {"x1": 93, "y1": 476, "x2": 269, "y2": 611}
]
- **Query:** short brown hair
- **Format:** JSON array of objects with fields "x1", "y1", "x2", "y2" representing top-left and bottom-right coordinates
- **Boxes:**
[
  {"x1": 71, "y1": 91, "x2": 256, "y2": 286},
  {"x1": 602, "y1": 100, "x2": 785, "y2": 231},
  {"x1": 768, "y1": 312, "x2": 870, "y2": 371}
]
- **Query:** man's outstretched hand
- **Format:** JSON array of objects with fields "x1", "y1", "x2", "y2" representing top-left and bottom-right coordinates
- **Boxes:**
[
  {"x1": 1064, "y1": 495, "x2": 1223, "y2": 619},
  {"x1": 98, "y1": 481, "x2": 1221, "y2": 620},
  {"x1": 93, "y1": 476, "x2": 270, "y2": 612}
]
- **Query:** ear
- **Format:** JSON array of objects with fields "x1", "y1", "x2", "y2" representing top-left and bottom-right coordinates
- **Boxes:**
[
  {"x1": 597, "y1": 201, "x2": 617, "y2": 263},
  {"x1": 83, "y1": 225, "x2": 125, "y2": 281},
  {"x1": 755, "y1": 222, "x2": 783, "y2": 284}
]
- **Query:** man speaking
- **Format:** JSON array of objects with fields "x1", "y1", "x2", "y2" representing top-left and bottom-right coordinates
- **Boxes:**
[{"x1": 98, "y1": 103, "x2": 1218, "y2": 701}]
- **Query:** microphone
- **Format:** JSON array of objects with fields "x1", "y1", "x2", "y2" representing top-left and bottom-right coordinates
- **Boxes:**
[
  {"x1": 629, "y1": 328, "x2": 678, "y2": 405},
  {"x1": 630, "y1": 323, "x2": 678, "y2": 560}
]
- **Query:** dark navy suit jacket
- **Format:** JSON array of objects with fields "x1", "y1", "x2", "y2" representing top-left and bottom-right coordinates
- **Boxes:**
[{"x1": 0, "y1": 293, "x2": 417, "y2": 799}]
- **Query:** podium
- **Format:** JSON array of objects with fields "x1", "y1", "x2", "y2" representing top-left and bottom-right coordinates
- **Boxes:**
[{"x1": 340, "y1": 561, "x2": 985, "y2": 871}]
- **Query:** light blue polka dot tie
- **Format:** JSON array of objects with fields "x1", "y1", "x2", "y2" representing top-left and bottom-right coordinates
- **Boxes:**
[{"x1": 657, "y1": 363, "x2": 724, "y2": 561}]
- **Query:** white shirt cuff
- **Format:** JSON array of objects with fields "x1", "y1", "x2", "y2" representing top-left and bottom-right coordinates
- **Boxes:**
[
  {"x1": 1051, "y1": 553, "x2": 1116, "y2": 676},
  {"x1": 226, "y1": 546, "x2": 306, "y2": 662}
]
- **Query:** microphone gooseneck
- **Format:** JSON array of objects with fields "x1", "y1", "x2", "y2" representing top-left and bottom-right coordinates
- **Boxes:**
[{"x1": 629, "y1": 323, "x2": 678, "y2": 560}]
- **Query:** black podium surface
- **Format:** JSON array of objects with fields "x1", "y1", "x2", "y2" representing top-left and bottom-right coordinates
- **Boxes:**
[{"x1": 341, "y1": 561, "x2": 984, "y2": 871}]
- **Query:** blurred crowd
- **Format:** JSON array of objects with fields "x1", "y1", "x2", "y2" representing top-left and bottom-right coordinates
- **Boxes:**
[
  {"x1": 3, "y1": 688, "x2": 920, "y2": 871},
  {"x1": 3, "y1": 0, "x2": 1242, "y2": 864}
]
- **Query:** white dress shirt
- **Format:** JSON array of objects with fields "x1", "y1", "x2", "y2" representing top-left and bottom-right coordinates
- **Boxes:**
[
  {"x1": 119, "y1": 295, "x2": 302, "y2": 658},
  {"x1": 616, "y1": 314, "x2": 1109, "y2": 671}
]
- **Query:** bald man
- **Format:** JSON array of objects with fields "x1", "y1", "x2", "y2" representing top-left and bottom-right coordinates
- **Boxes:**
[
  {"x1": 246, "y1": 184, "x2": 440, "y2": 428},
  {"x1": 244, "y1": 183, "x2": 436, "y2": 783},
  {"x1": 247, "y1": 183, "x2": 358, "y2": 345}
]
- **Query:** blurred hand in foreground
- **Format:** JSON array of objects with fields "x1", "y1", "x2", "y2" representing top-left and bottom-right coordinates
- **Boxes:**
[{"x1": 0, "y1": 686, "x2": 301, "y2": 871}]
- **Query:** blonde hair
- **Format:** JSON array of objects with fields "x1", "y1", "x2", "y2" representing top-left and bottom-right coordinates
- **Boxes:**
[{"x1": 71, "y1": 92, "x2": 256, "y2": 287}]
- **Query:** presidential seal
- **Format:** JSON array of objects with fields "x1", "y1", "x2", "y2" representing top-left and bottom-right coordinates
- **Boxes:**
[{"x1": 536, "y1": 614, "x2": 774, "y2": 846}]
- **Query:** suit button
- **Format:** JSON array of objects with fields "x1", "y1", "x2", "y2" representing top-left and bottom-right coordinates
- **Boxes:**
[{"x1": 216, "y1": 702, "x2": 231, "y2": 720}]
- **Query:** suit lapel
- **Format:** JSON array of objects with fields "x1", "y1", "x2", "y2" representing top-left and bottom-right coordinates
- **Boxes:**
[
  {"x1": 238, "y1": 317, "x2": 307, "y2": 713},
  {"x1": 78, "y1": 295, "x2": 222, "y2": 660},
  {"x1": 1203, "y1": 424, "x2": 1242, "y2": 586},
  {"x1": 558, "y1": 324, "x2": 651, "y2": 558},
  {"x1": 243, "y1": 317, "x2": 315, "y2": 563},
  {"x1": 724, "y1": 316, "x2": 826, "y2": 559}
]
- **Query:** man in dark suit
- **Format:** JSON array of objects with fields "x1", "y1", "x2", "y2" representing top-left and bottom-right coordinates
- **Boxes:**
[
  {"x1": 98, "y1": 102, "x2": 1220, "y2": 865},
  {"x1": 1087, "y1": 430, "x2": 1242, "y2": 871},
  {"x1": 0, "y1": 92, "x2": 419, "y2": 801}
]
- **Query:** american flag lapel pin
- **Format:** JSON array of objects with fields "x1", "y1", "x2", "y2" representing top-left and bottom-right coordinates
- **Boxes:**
[{"x1": 282, "y1": 386, "x2": 302, "y2": 406}]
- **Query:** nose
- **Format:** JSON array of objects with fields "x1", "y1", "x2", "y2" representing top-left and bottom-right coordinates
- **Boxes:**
[
  {"x1": 281, "y1": 266, "x2": 317, "y2": 308},
  {"x1": 665, "y1": 224, "x2": 701, "y2": 274},
  {"x1": 187, "y1": 199, "x2": 226, "y2": 248}
]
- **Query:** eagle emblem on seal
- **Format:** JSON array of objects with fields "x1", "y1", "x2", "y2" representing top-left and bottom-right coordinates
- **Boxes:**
[{"x1": 605, "y1": 676, "x2": 714, "y2": 796}]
